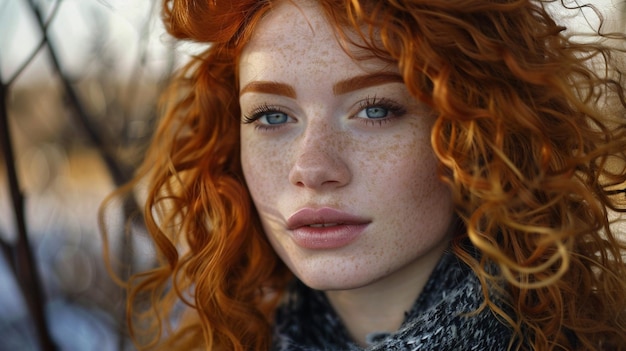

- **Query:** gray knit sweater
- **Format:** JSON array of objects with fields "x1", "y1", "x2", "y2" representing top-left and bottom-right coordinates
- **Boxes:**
[{"x1": 271, "y1": 251, "x2": 514, "y2": 350}]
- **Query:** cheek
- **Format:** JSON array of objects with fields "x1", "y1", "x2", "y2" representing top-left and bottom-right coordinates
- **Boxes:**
[
  {"x1": 366, "y1": 129, "x2": 450, "y2": 216},
  {"x1": 399, "y1": 139, "x2": 448, "y2": 209},
  {"x1": 241, "y1": 144, "x2": 263, "y2": 198},
  {"x1": 241, "y1": 135, "x2": 285, "y2": 205},
  {"x1": 365, "y1": 129, "x2": 438, "y2": 188}
]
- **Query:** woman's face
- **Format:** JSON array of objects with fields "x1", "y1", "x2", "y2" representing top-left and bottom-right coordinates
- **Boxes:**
[{"x1": 239, "y1": 1, "x2": 455, "y2": 290}]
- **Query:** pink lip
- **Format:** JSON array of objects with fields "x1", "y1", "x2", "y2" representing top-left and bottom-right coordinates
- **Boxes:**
[{"x1": 286, "y1": 207, "x2": 370, "y2": 250}]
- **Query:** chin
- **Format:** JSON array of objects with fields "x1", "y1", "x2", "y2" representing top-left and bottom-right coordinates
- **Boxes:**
[{"x1": 295, "y1": 269, "x2": 378, "y2": 292}]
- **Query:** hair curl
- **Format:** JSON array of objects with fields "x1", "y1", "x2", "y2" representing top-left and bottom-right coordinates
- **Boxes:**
[{"x1": 101, "y1": 0, "x2": 626, "y2": 350}]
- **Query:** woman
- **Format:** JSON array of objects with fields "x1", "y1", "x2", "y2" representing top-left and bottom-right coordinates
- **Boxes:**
[{"x1": 101, "y1": 0, "x2": 626, "y2": 349}]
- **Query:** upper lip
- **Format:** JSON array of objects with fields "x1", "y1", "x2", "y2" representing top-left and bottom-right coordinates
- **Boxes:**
[{"x1": 286, "y1": 207, "x2": 371, "y2": 229}]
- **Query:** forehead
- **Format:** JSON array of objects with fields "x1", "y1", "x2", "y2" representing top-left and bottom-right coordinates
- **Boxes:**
[
  {"x1": 238, "y1": 1, "x2": 393, "y2": 84},
  {"x1": 243, "y1": 1, "x2": 330, "y2": 52}
]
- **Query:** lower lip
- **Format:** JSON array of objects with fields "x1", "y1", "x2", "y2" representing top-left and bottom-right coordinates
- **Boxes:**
[{"x1": 290, "y1": 224, "x2": 368, "y2": 250}]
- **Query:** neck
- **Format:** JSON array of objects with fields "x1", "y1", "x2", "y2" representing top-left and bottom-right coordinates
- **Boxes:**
[{"x1": 324, "y1": 241, "x2": 449, "y2": 347}]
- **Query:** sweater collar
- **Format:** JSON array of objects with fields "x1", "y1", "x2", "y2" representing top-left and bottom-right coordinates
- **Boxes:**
[{"x1": 272, "y1": 251, "x2": 513, "y2": 350}]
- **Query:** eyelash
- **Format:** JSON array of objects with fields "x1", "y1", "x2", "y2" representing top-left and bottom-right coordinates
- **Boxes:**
[
  {"x1": 241, "y1": 97, "x2": 407, "y2": 130},
  {"x1": 242, "y1": 103, "x2": 290, "y2": 130},
  {"x1": 355, "y1": 96, "x2": 406, "y2": 126}
]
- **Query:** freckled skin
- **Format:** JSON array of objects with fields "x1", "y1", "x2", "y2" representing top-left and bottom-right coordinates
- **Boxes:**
[{"x1": 239, "y1": 1, "x2": 455, "y2": 293}]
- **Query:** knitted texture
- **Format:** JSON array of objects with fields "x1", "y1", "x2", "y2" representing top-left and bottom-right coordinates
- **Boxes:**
[{"x1": 271, "y1": 251, "x2": 514, "y2": 350}]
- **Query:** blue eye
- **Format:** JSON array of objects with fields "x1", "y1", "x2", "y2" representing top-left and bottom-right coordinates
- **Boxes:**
[
  {"x1": 242, "y1": 104, "x2": 292, "y2": 128},
  {"x1": 357, "y1": 106, "x2": 389, "y2": 119},
  {"x1": 261, "y1": 111, "x2": 289, "y2": 124},
  {"x1": 354, "y1": 97, "x2": 406, "y2": 123}
]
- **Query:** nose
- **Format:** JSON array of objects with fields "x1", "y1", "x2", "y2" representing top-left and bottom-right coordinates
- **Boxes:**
[{"x1": 288, "y1": 123, "x2": 351, "y2": 190}]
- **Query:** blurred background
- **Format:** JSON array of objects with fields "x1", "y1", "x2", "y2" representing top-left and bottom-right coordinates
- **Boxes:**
[
  {"x1": 0, "y1": 0, "x2": 207, "y2": 350},
  {"x1": 0, "y1": 0, "x2": 623, "y2": 350}
]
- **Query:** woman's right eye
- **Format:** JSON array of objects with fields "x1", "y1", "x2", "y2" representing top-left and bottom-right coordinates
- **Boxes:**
[
  {"x1": 259, "y1": 111, "x2": 289, "y2": 125},
  {"x1": 242, "y1": 104, "x2": 293, "y2": 128}
]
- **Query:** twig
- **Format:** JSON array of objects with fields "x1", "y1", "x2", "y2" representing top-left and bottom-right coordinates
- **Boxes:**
[
  {"x1": 0, "y1": 72, "x2": 58, "y2": 351},
  {"x1": 0, "y1": 238, "x2": 14, "y2": 273},
  {"x1": 25, "y1": 0, "x2": 132, "y2": 186},
  {"x1": 25, "y1": 2, "x2": 147, "y2": 349},
  {"x1": 114, "y1": 5, "x2": 162, "y2": 349},
  {"x1": 5, "y1": 0, "x2": 62, "y2": 87},
  {"x1": 122, "y1": 1, "x2": 154, "y2": 120}
]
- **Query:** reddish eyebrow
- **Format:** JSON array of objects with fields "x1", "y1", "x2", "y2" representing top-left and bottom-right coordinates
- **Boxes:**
[
  {"x1": 239, "y1": 72, "x2": 404, "y2": 98},
  {"x1": 333, "y1": 72, "x2": 404, "y2": 95},
  {"x1": 239, "y1": 81, "x2": 297, "y2": 98}
]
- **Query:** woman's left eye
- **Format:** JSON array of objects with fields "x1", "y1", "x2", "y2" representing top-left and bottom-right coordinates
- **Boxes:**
[
  {"x1": 354, "y1": 97, "x2": 406, "y2": 122},
  {"x1": 356, "y1": 106, "x2": 390, "y2": 119}
]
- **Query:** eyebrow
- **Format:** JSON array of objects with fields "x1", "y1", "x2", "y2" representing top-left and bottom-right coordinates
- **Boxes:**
[
  {"x1": 239, "y1": 81, "x2": 297, "y2": 98},
  {"x1": 333, "y1": 72, "x2": 404, "y2": 95},
  {"x1": 239, "y1": 72, "x2": 404, "y2": 98}
]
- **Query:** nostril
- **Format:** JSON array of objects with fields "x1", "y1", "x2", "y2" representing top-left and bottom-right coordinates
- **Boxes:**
[{"x1": 288, "y1": 150, "x2": 351, "y2": 190}]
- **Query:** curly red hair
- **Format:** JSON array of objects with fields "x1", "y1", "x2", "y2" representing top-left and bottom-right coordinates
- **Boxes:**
[{"x1": 101, "y1": 0, "x2": 626, "y2": 350}]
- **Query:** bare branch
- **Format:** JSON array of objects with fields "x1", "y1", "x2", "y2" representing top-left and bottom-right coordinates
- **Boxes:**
[
  {"x1": 25, "y1": 0, "x2": 133, "y2": 186},
  {"x1": 0, "y1": 73, "x2": 17, "y2": 275},
  {"x1": 123, "y1": 0, "x2": 159, "y2": 117},
  {"x1": 0, "y1": 67, "x2": 59, "y2": 351},
  {"x1": 5, "y1": 0, "x2": 62, "y2": 87},
  {"x1": 0, "y1": 228, "x2": 16, "y2": 275},
  {"x1": 24, "y1": 2, "x2": 150, "y2": 348}
]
